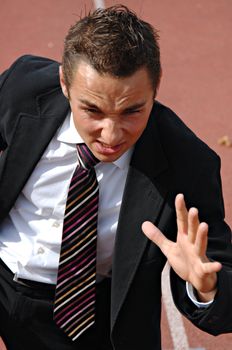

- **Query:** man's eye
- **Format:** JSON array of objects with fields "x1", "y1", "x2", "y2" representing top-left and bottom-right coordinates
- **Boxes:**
[
  {"x1": 124, "y1": 110, "x2": 140, "y2": 115},
  {"x1": 85, "y1": 108, "x2": 99, "y2": 113}
]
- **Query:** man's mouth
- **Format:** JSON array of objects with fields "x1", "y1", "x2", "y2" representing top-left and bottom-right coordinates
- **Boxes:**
[{"x1": 95, "y1": 141, "x2": 124, "y2": 155}]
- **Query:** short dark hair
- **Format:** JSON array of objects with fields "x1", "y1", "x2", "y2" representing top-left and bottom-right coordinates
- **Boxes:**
[{"x1": 62, "y1": 5, "x2": 161, "y2": 94}]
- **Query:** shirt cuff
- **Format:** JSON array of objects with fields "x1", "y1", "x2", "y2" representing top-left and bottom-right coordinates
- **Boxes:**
[{"x1": 186, "y1": 282, "x2": 214, "y2": 308}]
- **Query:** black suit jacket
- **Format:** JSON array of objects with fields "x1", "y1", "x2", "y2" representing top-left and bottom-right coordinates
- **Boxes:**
[{"x1": 0, "y1": 55, "x2": 232, "y2": 350}]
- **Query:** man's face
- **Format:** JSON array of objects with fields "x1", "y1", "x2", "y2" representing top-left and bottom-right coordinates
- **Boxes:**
[{"x1": 60, "y1": 60, "x2": 155, "y2": 162}]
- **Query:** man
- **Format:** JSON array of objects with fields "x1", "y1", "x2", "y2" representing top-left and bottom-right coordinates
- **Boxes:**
[{"x1": 0, "y1": 5, "x2": 232, "y2": 350}]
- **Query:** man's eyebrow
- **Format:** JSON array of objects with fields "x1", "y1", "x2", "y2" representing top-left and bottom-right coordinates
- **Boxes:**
[
  {"x1": 79, "y1": 99, "x2": 100, "y2": 108},
  {"x1": 79, "y1": 99, "x2": 146, "y2": 111},
  {"x1": 123, "y1": 102, "x2": 146, "y2": 111}
]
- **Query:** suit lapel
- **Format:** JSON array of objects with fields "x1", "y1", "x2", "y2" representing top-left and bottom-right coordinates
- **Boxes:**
[
  {"x1": 0, "y1": 88, "x2": 69, "y2": 220},
  {"x1": 111, "y1": 114, "x2": 170, "y2": 330}
]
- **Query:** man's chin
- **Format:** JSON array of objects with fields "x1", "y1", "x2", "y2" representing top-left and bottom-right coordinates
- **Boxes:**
[{"x1": 95, "y1": 153, "x2": 122, "y2": 163}]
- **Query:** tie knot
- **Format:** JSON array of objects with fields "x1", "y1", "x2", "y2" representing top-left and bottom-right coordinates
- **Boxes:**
[{"x1": 77, "y1": 143, "x2": 99, "y2": 169}]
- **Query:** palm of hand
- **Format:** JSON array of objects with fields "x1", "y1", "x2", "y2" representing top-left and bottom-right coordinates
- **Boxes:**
[{"x1": 142, "y1": 194, "x2": 221, "y2": 300}]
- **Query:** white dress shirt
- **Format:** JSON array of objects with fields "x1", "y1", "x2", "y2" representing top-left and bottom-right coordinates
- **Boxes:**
[{"x1": 0, "y1": 113, "x2": 132, "y2": 284}]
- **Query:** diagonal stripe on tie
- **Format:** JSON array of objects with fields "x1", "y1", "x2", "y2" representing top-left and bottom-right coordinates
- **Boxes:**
[{"x1": 54, "y1": 143, "x2": 99, "y2": 341}]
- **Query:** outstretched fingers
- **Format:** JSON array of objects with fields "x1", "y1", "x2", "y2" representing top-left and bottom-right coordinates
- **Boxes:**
[
  {"x1": 201, "y1": 261, "x2": 222, "y2": 274},
  {"x1": 175, "y1": 193, "x2": 188, "y2": 234},
  {"x1": 195, "y1": 222, "x2": 208, "y2": 257},
  {"x1": 176, "y1": 194, "x2": 201, "y2": 244},
  {"x1": 188, "y1": 207, "x2": 200, "y2": 243},
  {"x1": 142, "y1": 221, "x2": 172, "y2": 257}
]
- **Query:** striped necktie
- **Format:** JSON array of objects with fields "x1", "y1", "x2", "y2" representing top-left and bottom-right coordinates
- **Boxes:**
[{"x1": 54, "y1": 143, "x2": 99, "y2": 341}]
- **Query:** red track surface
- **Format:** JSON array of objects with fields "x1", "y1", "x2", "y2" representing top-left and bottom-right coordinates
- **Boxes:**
[{"x1": 1, "y1": 1, "x2": 232, "y2": 349}]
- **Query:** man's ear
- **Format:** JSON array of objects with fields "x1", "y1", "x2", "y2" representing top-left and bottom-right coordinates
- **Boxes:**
[{"x1": 59, "y1": 66, "x2": 69, "y2": 99}]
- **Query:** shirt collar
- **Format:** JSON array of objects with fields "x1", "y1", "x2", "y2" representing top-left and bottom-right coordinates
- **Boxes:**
[
  {"x1": 57, "y1": 112, "x2": 82, "y2": 144},
  {"x1": 57, "y1": 112, "x2": 133, "y2": 170},
  {"x1": 113, "y1": 148, "x2": 133, "y2": 170}
]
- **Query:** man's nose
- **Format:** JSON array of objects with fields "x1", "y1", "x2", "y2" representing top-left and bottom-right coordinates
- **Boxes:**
[{"x1": 101, "y1": 119, "x2": 122, "y2": 145}]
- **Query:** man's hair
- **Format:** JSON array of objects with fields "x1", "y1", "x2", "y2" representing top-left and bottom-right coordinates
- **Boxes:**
[{"x1": 62, "y1": 5, "x2": 161, "y2": 94}]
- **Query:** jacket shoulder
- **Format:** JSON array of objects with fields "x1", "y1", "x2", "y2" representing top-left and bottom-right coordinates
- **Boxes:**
[
  {"x1": 152, "y1": 101, "x2": 219, "y2": 165},
  {"x1": 0, "y1": 55, "x2": 62, "y2": 148},
  {"x1": 0, "y1": 55, "x2": 60, "y2": 95}
]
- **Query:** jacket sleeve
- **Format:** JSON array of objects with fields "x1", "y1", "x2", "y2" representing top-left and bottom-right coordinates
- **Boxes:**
[{"x1": 170, "y1": 153, "x2": 232, "y2": 335}]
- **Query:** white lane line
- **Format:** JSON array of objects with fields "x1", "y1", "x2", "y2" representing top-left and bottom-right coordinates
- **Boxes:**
[
  {"x1": 94, "y1": 0, "x2": 105, "y2": 9},
  {"x1": 162, "y1": 264, "x2": 206, "y2": 350},
  {"x1": 162, "y1": 263, "x2": 190, "y2": 350},
  {"x1": 162, "y1": 263, "x2": 190, "y2": 349}
]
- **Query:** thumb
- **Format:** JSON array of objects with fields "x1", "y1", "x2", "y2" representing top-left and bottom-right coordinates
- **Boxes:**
[{"x1": 142, "y1": 221, "x2": 171, "y2": 256}]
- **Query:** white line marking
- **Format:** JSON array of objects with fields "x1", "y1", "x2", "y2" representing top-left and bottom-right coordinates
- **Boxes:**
[
  {"x1": 94, "y1": 0, "x2": 105, "y2": 9},
  {"x1": 162, "y1": 264, "x2": 207, "y2": 350},
  {"x1": 162, "y1": 263, "x2": 190, "y2": 350}
]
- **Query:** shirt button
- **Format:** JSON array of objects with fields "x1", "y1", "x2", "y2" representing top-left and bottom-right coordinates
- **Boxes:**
[
  {"x1": 37, "y1": 247, "x2": 45, "y2": 254},
  {"x1": 52, "y1": 222, "x2": 61, "y2": 228}
]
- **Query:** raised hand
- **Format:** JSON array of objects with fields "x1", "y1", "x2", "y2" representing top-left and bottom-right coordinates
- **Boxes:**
[{"x1": 142, "y1": 193, "x2": 222, "y2": 302}]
